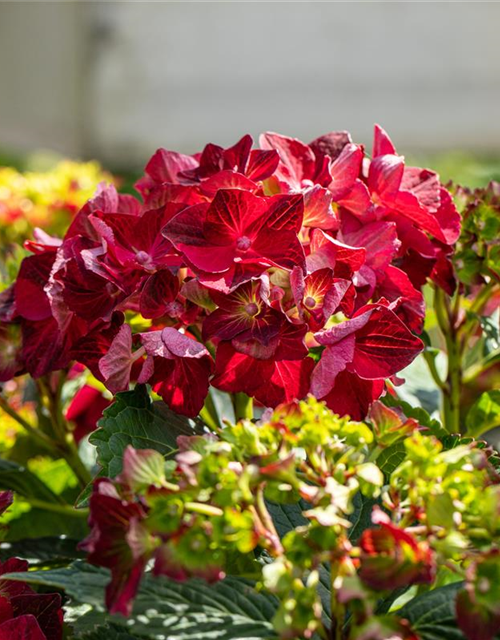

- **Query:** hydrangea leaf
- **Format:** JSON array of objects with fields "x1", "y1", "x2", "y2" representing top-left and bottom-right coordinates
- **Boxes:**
[
  {"x1": 88, "y1": 385, "x2": 204, "y2": 480},
  {"x1": 0, "y1": 536, "x2": 84, "y2": 565},
  {"x1": 398, "y1": 582, "x2": 466, "y2": 640},
  {"x1": 4, "y1": 561, "x2": 279, "y2": 640},
  {"x1": 466, "y1": 390, "x2": 500, "y2": 438}
]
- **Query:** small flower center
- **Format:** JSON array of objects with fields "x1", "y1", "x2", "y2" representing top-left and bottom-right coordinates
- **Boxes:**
[
  {"x1": 304, "y1": 296, "x2": 317, "y2": 309},
  {"x1": 236, "y1": 236, "x2": 252, "y2": 252},
  {"x1": 135, "y1": 250, "x2": 150, "y2": 265},
  {"x1": 244, "y1": 302, "x2": 259, "y2": 317},
  {"x1": 165, "y1": 301, "x2": 184, "y2": 318}
]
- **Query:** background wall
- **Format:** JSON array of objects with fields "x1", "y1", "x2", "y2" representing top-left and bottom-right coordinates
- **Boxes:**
[{"x1": 0, "y1": 2, "x2": 499, "y2": 168}]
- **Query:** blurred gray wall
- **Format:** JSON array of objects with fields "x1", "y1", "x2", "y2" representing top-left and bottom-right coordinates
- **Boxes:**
[{"x1": 0, "y1": 2, "x2": 499, "y2": 168}]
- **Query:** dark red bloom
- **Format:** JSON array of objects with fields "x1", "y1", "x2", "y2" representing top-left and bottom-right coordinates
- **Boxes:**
[
  {"x1": 456, "y1": 553, "x2": 500, "y2": 640},
  {"x1": 65, "y1": 385, "x2": 111, "y2": 442},
  {"x1": 202, "y1": 277, "x2": 283, "y2": 344},
  {"x1": 365, "y1": 125, "x2": 461, "y2": 251},
  {"x1": 322, "y1": 371, "x2": 385, "y2": 421},
  {"x1": 212, "y1": 322, "x2": 314, "y2": 407},
  {"x1": 291, "y1": 267, "x2": 353, "y2": 330},
  {"x1": 139, "y1": 328, "x2": 214, "y2": 417},
  {"x1": 0, "y1": 558, "x2": 63, "y2": 640},
  {"x1": 306, "y1": 229, "x2": 366, "y2": 280},
  {"x1": 0, "y1": 616, "x2": 46, "y2": 640},
  {"x1": 260, "y1": 131, "x2": 359, "y2": 230},
  {"x1": 136, "y1": 135, "x2": 279, "y2": 206},
  {"x1": 164, "y1": 189, "x2": 305, "y2": 291},
  {"x1": 80, "y1": 479, "x2": 151, "y2": 616},
  {"x1": 359, "y1": 509, "x2": 435, "y2": 590},
  {"x1": 311, "y1": 304, "x2": 423, "y2": 406}
]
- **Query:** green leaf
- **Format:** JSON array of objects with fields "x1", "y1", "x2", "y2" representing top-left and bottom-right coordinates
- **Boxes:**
[
  {"x1": 0, "y1": 536, "x2": 84, "y2": 564},
  {"x1": 466, "y1": 390, "x2": 500, "y2": 437},
  {"x1": 377, "y1": 443, "x2": 407, "y2": 477},
  {"x1": 87, "y1": 385, "x2": 203, "y2": 483},
  {"x1": 0, "y1": 458, "x2": 63, "y2": 503},
  {"x1": 0, "y1": 458, "x2": 88, "y2": 540},
  {"x1": 348, "y1": 493, "x2": 377, "y2": 542},
  {"x1": 5, "y1": 561, "x2": 279, "y2": 640},
  {"x1": 398, "y1": 583, "x2": 465, "y2": 640},
  {"x1": 382, "y1": 394, "x2": 446, "y2": 438},
  {"x1": 266, "y1": 500, "x2": 309, "y2": 538},
  {"x1": 77, "y1": 625, "x2": 141, "y2": 640}
]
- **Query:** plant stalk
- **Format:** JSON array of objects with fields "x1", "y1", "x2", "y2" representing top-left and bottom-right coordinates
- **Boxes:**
[
  {"x1": 233, "y1": 393, "x2": 254, "y2": 421},
  {"x1": 434, "y1": 287, "x2": 463, "y2": 434}
]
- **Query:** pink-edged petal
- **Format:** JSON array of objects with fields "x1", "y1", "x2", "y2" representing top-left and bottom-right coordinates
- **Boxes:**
[
  {"x1": 199, "y1": 171, "x2": 259, "y2": 198},
  {"x1": 315, "y1": 310, "x2": 373, "y2": 346},
  {"x1": 401, "y1": 166, "x2": 440, "y2": 212},
  {"x1": 302, "y1": 186, "x2": 338, "y2": 230},
  {"x1": 139, "y1": 270, "x2": 179, "y2": 320},
  {"x1": 197, "y1": 263, "x2": 265, "y2": 293},
  {"x1": 259, "y1": 131, "x2": 316, "y2": 186},
  {"x1": 307, "y1": 230, "x2": 366, "y2": 276},
  {"x1": 15, "y1": 253, "x2": 54, "y2": 321},
  {"x1": 0, "y1": 615, "x2": 46, "y2": 640},
  {"x1": 329, "y1": 143, "x2": 364, "y2": 200},
  {"x1": 372, "y1": 124, "x2": 397, "y2": 157},
  {"x1": 143, "y1": 148, "x2": 198, "y2": 185},
  {"x1": 160, "y1": 327, "x2": 210, "y2": 359},
  {"x1": 343, "y1": 221, "x2": 400, "y2": 273},
  {"x1": 253, "y1": 357, "x2": 314, "y2": 407},
  {"x1": 309, "y1": 131, "x2": 352, "y2": 161},
  {"x1": 99, "y1": 324, "x2": 135, "y2": 394},
  {"x1": 352, "y1": 306, "x2": 423, "y2": 378},
  {"x1": 434, "y1": 186, "x2": 461, "y2": 245},
  {"x1": 323, "y1": 370, "x2": 385, "y2": 420},
  {"x1": 368, "y1": 154, "x2": 404, "y2": 202},
  {"x1": 394, "y1": 190, "x2": 446, "y2": 241},
  {"x1": 310, "y1": 335, "x2": 356, "y2": 398},
  {"x1": 336, "y1": 180, "x2": 372, "y2": 218},
  {"x1": 246, "y1": 148, "x2": 280, "y2": 182}
]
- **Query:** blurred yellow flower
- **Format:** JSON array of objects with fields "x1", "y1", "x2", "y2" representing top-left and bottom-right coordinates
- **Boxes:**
[{"x1": 0, "y1": 160, "x2": 113, "y2": 241}]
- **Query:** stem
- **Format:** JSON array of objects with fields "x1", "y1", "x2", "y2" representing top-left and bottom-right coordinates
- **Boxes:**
[
  {"x1": 255, "y1": 485, "x2": 283, "y2": 555},
  {"x1": 329, "y1": 561, "x2": 345, "y2": 640},
  {"x1": 233, "y1": 393, "x2": 254, "y2": 421},
  {"x1": 422, "y1": 350, "x2": 446, "y2": 391},
  {"x1": 434, "y1": 287, "x2": 463, "y2": 434},
  {"x1": 199, "y1": 393, "x2": 221, "y2": 431},
  {"x1": 23, "y1": 498, "x2": 89, "y2": 518},
  {"x1": 184, "y1": 501, "x2": 224, "y2": 517},
  {"x1": 367, "y1": 444, "x2": 384, "y2": 463},
  {"x1": 37, "y1": 375, "x2": 92, "y2": 489}
]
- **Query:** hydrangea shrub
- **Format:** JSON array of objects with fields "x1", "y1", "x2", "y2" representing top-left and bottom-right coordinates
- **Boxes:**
[{"x1": 0, "y1": 126, "x2": 499, "y2": 639}]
